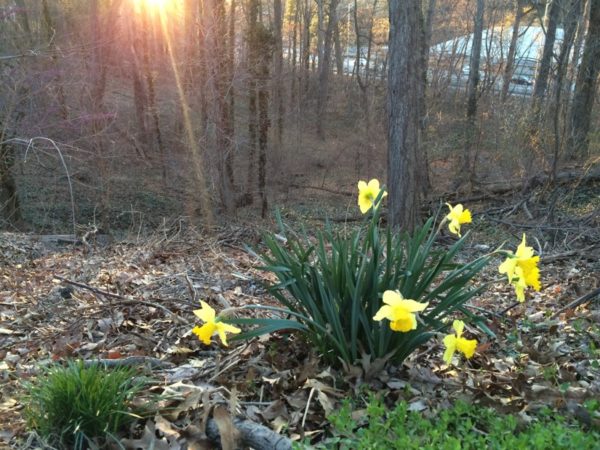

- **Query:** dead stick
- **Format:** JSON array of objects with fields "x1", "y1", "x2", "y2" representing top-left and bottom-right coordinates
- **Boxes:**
[
  {"x1": 82, "y1": 356, "x2": 174, "y2": 369},
  {"x1": 551, "y1": 287, "x2": 600, "y2": 319},
  {"x1": 53, "y1": 275, "x2": 122, "y2": 299}
]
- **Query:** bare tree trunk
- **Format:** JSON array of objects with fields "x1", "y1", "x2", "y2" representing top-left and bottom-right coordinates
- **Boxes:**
[
  {"x1": 316, "y1": 0, "x2": 340, "y2": 139},
  {"x1": 246, "y1": 0, "x2": 260, "y2": 204},
  {"x1": 90, "y1": 0, "x2": 123, "y2": 229},
  {"x1": 301, "y1": 0, "x2": 312, "y2": 97},
  {"x1": 129, "y1": 14, "x2": 149, "y2": 153},
  {"x1": 208, "y1": 0, "x2": 236, "y2": 212},
  {"x1": 420, "y1": 0, "x2": 435, "y2": 193},
  {"x1": 550, "y1": 0, "x2": 582, "y2": 175},
  {"x1": 141, "y1": 1, "x2": 166, "y2": 180},
  {"x1": 353, "y1": 0, "x2": 378, "y2": 174},
  {"x1": 184, "y1": 0, "x2": 198, "y2": 92},
  {"x1": 42, "y1": 0, "x2": 68, "y2": 120},
  {"x1": 567, "y1": 0, "x2": 600, "y2": 158},
  {"x1": 501, "y1": 0, "x2": 526, "y2": 101},
  {"x1": 334, "y1": 21, "x2": 344, "y2": 75},
  {"x1": 272, "y1": 0, "x2": 284, "y2": 163},
  {"x1": 0, "y1": 136, "x2": 22, "y2": 228},
  {"x1": 291, "y1": 0, "x2": 299, "y2": 104},
  {"x1": 387, "y1": 0, "x2": 425, "y2": 231},
  {"x1": 533, "y1": 0, "x2": 560, "y2": 104},
  {"x1": 258, "y1": 58, "x2": 271, "y2": 218},
  {"x1": 198, "y1": 0, "x2": 209, "y2": 132},
  {"x1": 460, "y1": 0, "x2": 484, "y2": 187},
  {"x1": 317, "y1": 0, "x2": 325, "y2": 68}
]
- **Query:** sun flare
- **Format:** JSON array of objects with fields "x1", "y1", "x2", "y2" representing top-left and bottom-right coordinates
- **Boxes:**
[{"x1": 133, "y1": 0, "x2": 172, "y2": 14}]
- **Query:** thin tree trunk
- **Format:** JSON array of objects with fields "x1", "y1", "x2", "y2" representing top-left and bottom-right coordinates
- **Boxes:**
[
  {"x1": 550, "y1": 0, "x2": 582, "y2": 175},
  {"x1": 42, "y1": 0, "x2": 68, "y2": 120},
  {"x1": 501, "y1": 0, "x2": 526, "y2": 101},
  {"x1": 533, "y1": 0, "x2": 560, "y2": 104},
  {"x1": 129, "y1": 14, "x2": 149, "y2": 153},
  {"x1": 246, "y1": 0, "x2": 260, "y2": 203},
  {"x1": 334, "y1": 21, "x2": 344, "y2": 75},
  {"x1": 567, "y1": 0, "x2": 600, "y2": 157},
  {"x1": 291, "y1": 0, "x2": 299, "y2": 104},
  {"x1": 273, "y1": 0, "x2": 284, "y2": 162},
  {"x1": 0, "y1": 139, "x2": 22, "y2": 228},
  {"x1": 316, "y1": 0, "x2": 340, "y2": 139},
  {"x1": 301, "y1": 0, "x2": 312, "y2": 97},
  {"x1": 198, "y1": 0, "x2": 209, "y2": 132},
  {"x1": 461, "y1": 0, "x2": 484, "y2": 186},
  {"x1": 141, "y1": 1, "x2": 166, "y2": 181},
  {"x1": 387, "y1": 0, "x2": 425, "y2": 231}
]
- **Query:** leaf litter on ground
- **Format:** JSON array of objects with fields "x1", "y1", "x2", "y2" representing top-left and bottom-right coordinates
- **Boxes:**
[{"x1": 0, "y1": 199, "x2": 599, "y2": 447}]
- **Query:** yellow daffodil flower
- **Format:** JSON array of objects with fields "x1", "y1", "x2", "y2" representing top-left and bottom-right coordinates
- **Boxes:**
[
  {"x1": 373, "y1": 290, "x2": 428, "y2": 332},
  {"x1": 443, "y1": 319, "x2": 478, "y2": 364},
  {"x1": 498, "y1": 234, "x2": 541, "y2": 302},
  {"x1": 445, "y1": 203, "x2": 472, "y2": 236},
  {"x1": 192, "y1": 301, "x2": 241, "y2": 346},
  {"x1": 358, "y1": 179, "x2": 388, "y2": 214}
]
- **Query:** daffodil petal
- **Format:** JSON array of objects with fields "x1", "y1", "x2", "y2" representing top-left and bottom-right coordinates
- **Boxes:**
[
  {"x1": 382, "y1": 290, "x2": 403, "y2": 306},
  {"x1": 443, "y1": 334, "x2": 457, "y2": 364},
  {"x1": 452, "y1": 319, "x2": 465, "y2": 336},
  {"x1": 193, "y1": 301, "x2": 216, "y2": 323},
  {"x1": 399, "y1": 299, "x2": 429, "y2": 312},
  {"x1": 373, "y1": 305, "x2": 393, "y2": 322}
]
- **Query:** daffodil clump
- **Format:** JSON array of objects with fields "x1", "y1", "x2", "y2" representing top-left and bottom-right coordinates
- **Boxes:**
[{"x1": 204, "y1": 177, "x2": 542, "y2": 369}]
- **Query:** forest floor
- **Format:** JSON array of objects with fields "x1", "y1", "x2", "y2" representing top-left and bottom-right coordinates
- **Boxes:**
[{"x1": 1, "y1": 179, "x2": 599, "y2": 448}]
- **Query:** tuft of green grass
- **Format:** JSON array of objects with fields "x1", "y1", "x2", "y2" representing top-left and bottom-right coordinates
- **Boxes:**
[
  {"x1": 24, "y1": 360, "x2": 151, "y2": 450},
  {"x1": 308, "y1": 397, "x2": 600, "y2": 450}
]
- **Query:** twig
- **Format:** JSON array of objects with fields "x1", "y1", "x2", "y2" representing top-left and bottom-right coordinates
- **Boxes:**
[
  {"x1": 53, "y1": 275, "x2": 122, "y2": 299},
  {"x1": 551, "y1": 287, "x2": 600, "y2": 319},
  {"x1": 541, "y1": 246, "x2": 599, "y2": 263}
]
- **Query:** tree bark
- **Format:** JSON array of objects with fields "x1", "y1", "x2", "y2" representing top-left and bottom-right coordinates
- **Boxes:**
[
  {"x1": 42, "y1": 0, "x2": 68, "y2": 120},
  {"x1": 334, "y1": 21, "x2": 344, "y2": 75},
  {"x1": 461, "y1": 0, "x2": 484, "y2": 186},
  {"x1": 301, "y1": 0, "x2": 312, "y2": 97},
  {"x1": 501, "y1": 0, "x2": 526, "y2": 101},
  {"x1": 550, "y1": 0, "x2": 582, "y2": 175},
  {"x1": 387, "y1": 0, "x2": 425, "y2": 231},
  {"x1": 316, "y1": 0, "x2": 340, "y2": 139},
  {"x1": 0, "y1": 141, "x2": 22, "y2": 228},
  {"x1": 533, "y1": 0, "x2": 560, "y2": 104},
  {"x1": 567, "y1": 0, "x2": 600, "y2": 158},
  {"x1": 272, "y1": 0, "x2": 284, "y2": 162},
  {"x1": 140, "y1": 1, "x2": 166, "y2": 180}
]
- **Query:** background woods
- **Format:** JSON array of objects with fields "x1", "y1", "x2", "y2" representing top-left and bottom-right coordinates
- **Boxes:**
[{"x1": 0, "y1": 0, "x2": 599, "y2": 231}]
